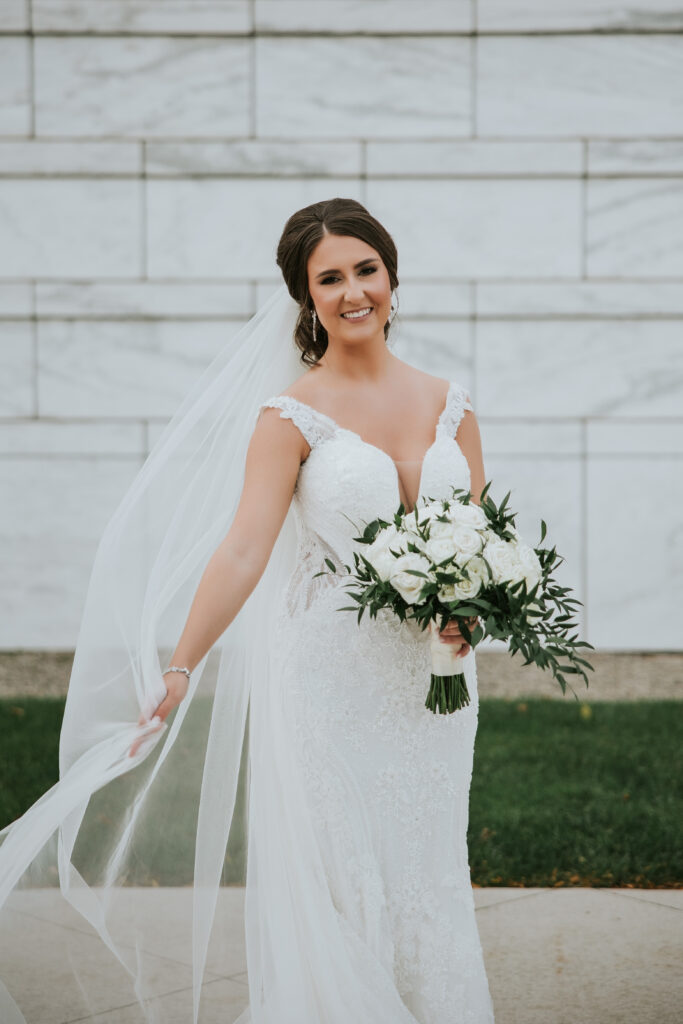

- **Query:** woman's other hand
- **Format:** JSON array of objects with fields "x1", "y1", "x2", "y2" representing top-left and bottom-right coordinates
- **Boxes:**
[
  {"x1": 128, "y1": 672, "x2": 189, "y2": 758},
  {"x1": 438, "y1": 616, "x2": 479, "y2": 657}
]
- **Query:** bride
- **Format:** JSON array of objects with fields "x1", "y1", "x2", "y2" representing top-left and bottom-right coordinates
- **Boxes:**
[{"x1": 0, "y1": 198, "x2": 495, "y2": 1023}]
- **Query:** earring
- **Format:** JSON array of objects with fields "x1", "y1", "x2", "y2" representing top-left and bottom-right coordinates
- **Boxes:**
[
  {"x1": 389, "y1": 290, "x2": 398, "y2": 324},
  {"x1": 311, "y1": 307, "x2": 317, "y2": 344}
]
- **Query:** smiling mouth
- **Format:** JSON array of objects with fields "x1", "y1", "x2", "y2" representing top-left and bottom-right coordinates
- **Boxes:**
[{"x1": 340, "y1": 307, "x2": 373, "y2": 320}]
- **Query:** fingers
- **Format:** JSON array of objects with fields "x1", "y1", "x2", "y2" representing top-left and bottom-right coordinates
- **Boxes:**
[
  {"x1": 130, "y1": 708, "x2": 165, "y2": 758},
  {"x1": 438, "y1": 617, "x2": 478, "y2": 646}
]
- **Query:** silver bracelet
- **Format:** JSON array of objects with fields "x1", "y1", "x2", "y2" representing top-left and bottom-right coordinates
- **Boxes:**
[{"x1": 163, "y1": 665, "x2": 191, "y2": 681}]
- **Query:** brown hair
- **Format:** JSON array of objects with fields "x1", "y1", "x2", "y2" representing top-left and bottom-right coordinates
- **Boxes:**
[{"x1": 276, "y1": 197, "x2": 399, "y2": 367}]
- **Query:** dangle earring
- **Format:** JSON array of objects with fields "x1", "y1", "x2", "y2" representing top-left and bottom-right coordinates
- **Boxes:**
[
  {"x1": 386, "y1": 289, "x2": 399, "y2": 349},
  {"x1": 311, "y1": 307, "x2": 318, "y2": 344},
  {"x1": 388, "y1": 289, "x2": 398, "y2": 324}
]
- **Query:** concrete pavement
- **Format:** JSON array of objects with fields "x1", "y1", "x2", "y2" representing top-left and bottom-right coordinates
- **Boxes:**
[{"x1": 1, "y1": 885, "x2": 681, "y2": 1023}]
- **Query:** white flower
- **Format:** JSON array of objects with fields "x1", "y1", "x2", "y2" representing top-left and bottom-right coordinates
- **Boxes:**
[
  {"x1": 364, "y1": 525, "x2": 403, "y2": 582},
  {"x1": 424, "y1": 533, "x2": 458, "y2": 565},
  {"x1": 388, "y1": 552, "x2": 433, "y2": 605},
  {"x1": 518, "y1": 542, "x2": 542, "y2": 591},
  {"x1": 402, "y1": 504, "x2": 438, "y2": 537},
  {"x1": 425, "y1": 518, "x2": 455, "y2": 540},
  {"x1": 451, "y1": 525, "x2": 485, "y2": 564},
  {"x1": 437, "y1": 569, "x2": 482, "y2": 603},
  {"x1": 449, "y1": 502, "x2": 487, "y2": 530},
  {"x1": 482, "y1": 537, "x2": 525, "y2": 585}
]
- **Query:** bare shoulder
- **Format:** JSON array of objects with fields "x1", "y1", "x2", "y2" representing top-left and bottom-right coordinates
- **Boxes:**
[
  {"x1": 279, "y1": 366, "x2": 327, "y2": 404},
  {"x1": 392, "y1": 361, "x2": 451, "y2": 402}
]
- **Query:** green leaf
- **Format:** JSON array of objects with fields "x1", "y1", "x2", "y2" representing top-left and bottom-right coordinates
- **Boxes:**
[{"x1": 324, "y1": 557, "x2": 337, "y2": 573}]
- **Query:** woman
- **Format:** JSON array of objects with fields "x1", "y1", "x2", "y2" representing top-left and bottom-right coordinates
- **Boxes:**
[{"x1": 0, "y1": 198, "x2": 494, "y2": 1023}]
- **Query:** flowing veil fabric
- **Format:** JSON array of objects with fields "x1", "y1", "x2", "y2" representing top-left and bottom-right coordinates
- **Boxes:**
[{"x1": 0, "y1": 283, "x2": 308, "y2": 1023}]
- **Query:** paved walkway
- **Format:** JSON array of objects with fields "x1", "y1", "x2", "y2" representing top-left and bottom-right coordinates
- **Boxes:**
[{"x1": 2, "y1": 885, "x2": 681, "y2": 1023}]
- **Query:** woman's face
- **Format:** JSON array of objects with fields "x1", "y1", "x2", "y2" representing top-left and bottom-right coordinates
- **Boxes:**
[{"x1": 306, "y1": 233, "x2": 392, "y2": 345}]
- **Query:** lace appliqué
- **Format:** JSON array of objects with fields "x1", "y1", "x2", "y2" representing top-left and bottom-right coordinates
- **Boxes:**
[
  {"x1": 257, "y1": 395, "x2": 333, "y2": 450},
  {"x1": 438, "y1": 383, "x2": 474, "y2": 442}
]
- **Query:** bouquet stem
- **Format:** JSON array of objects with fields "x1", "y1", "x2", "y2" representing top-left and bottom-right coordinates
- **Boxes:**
[{"x1": 426, "y1": 620, "x2": 471, "y2": 714}]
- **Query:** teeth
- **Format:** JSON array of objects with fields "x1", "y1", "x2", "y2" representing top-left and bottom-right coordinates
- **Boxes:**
[{"x1": 342, "y1": 307, "x2": 372, "y2": 319}]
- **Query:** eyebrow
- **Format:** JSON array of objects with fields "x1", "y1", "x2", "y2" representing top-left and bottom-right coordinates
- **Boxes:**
[{"x1": 315, "y1": 258, "x2": 379, "y2": 280}]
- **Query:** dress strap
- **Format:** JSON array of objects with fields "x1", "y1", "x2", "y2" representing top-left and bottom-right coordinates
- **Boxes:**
[
  {"x1": 256, "y1": 395, "x2": 335, "y2": 450},
  {"x1": 438, "y1": 381, "x2": 474, "y2": 439}
]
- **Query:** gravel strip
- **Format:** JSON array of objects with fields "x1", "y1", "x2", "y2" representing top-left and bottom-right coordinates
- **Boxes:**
[{"x1": 0, "y1": 650, "x2": 681, "y2": 702}]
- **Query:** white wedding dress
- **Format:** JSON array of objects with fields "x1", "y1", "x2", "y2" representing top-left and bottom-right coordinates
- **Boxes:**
[{"x1": 241, "y1": 379, "x2": 496, "y2": 1024}]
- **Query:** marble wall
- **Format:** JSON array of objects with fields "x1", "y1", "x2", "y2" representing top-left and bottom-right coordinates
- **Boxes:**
[{"x1": 1, "y1": 1, "x2": 681, "y2": 651}]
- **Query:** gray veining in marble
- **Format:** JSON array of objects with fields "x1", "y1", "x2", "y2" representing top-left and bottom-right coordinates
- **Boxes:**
[
  {"x1": 0, "y1": 457, "x2": 142, "y2": 648},
  {"x1": 0, "y1": 180, "x2": 141, "y2": 277},
  {"x1": 0, "y1": 322, "x2": 33, "y2": 417},
  {"x1": 478, "y1": 36, "x2": 683, "y2": 137},
  {"x1": 35, "y1": 37, "x2": 250, "y2": 138},
  {"x1": 147, "y1": 179, "x2": 364, "y2": 278},
  {"x1": 0, "y1": 140, "x2": 142, "y2": 176},
  {"x1": 586, "y1": 178, "x2": 683, "y2": 278},
  {"x1": 587, "y1": 457, "x2": 683, "y2": 649},
  {"x1": 254, "y1": 0, "x2": 471, "y2": 33},
  {"x1": 0, "y1": 37, "x2": 30, "y2": 135},
  {"x1": 366, "y1": 140, "x2": 583, "y2": 178},
  {"x1": 479, "y1": 0, "x2": 683, "y2": 33},
  {"x1": 32, "y1": 0, "x2": 251, "y2": 34},
  {"x1": 146, "y1": 140, "x2": 362, "y2": 178},
  {"x1": 477, "y1": 320, "x2": 683, "y2": 419},
  {"x1": 0, "y1": 0, "x2": 29, "y2": 32},
  {"x1": 256, "y1": 37, "x2": 470, "y2": 139},
  {"x1": 37, "y1": 319, "x2": 246, "y2": 418},
  {"x1": 367, "y1": 179, "x2": 582, "y2": 277}
]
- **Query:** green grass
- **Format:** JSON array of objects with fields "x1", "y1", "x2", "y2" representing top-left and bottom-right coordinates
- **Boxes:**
[
  {"x1": 469, "y1": 699, "x2": 683, "y2": 888},
  {"x1": 1, "y1": 698, "x2": 681, "y2": 888}
]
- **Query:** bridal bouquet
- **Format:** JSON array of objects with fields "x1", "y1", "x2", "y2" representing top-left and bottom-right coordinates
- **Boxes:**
[{"x1": 314, "y1": 483, "x2": 594, "y2": 714}]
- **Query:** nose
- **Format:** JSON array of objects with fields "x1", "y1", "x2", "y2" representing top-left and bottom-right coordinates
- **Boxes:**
[{"x1": 344, "y1": 279, "x2": 367, "y2": 303}]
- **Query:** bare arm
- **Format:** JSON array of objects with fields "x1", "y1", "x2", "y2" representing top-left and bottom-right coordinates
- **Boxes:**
[{"x1": 129, "y1": 406, "x2": 308, "y2": 754}]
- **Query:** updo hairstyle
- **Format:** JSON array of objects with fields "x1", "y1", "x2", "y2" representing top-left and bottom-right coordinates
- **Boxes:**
[{"x1": 276, "y1": 197, "x2": 399, "y2": 367}]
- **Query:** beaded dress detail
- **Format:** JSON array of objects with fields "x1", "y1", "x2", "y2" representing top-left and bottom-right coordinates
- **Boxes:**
[{"x1": 240, "y1": 380, "x2": 495, "y2": 1024}]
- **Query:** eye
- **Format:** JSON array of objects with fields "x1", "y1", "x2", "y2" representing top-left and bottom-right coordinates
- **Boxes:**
[{"x1": 320, "y1": 266, "x2": 377, "y2": 286}]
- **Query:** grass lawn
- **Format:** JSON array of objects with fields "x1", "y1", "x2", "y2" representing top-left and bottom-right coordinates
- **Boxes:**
[{"x1": 1, "y1": 697, "x2": 680, "y2": 888}]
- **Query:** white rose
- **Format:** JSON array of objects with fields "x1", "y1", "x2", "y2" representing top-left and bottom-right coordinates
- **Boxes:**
[
  {"x1": 482, "y1": 537, "x2": 524, "y2": 585},
  {"x1": 425, "y1": 519, "x2": 455, "y2": 541},
  {"x1": 403, "y1": 504, "x2": 442, "y2": 538},
  {"x1": 462, "y1": 555, "x2": 491, "y2": 589},
  {"x1": 437, "y1": 571, "x2": 482, "y2": 603},
  {"x1": 518, "y1": 542, "x2": 542, "y2": 591},
  {"x1": 424, "y1": 534, "x2": 458, "y2": 565},
  {"x1": 389, "y1": 552, "x2": 433, "y2": 605},
  {"x1": 451, "y1": 525, "x2": 485, "y2": 565},
  {"x1": 449, "y1": 502, "x2": 487, "y2": 530},
  {"x1": 364, "y1": 525, "x2": 403, "y2": 582},
  {"x1": 403, "y1": 507, "x2": 427, "y2": 530}
]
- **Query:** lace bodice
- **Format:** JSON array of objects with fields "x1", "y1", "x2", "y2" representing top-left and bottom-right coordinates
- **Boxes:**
[{"x1": 256, "y1": 379, "x2": 474, "y2": 576}]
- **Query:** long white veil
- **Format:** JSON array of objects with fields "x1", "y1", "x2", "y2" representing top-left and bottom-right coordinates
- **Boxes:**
[{"x1": 0, "y1": 283, "x2": 305, "y2": 1023}]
